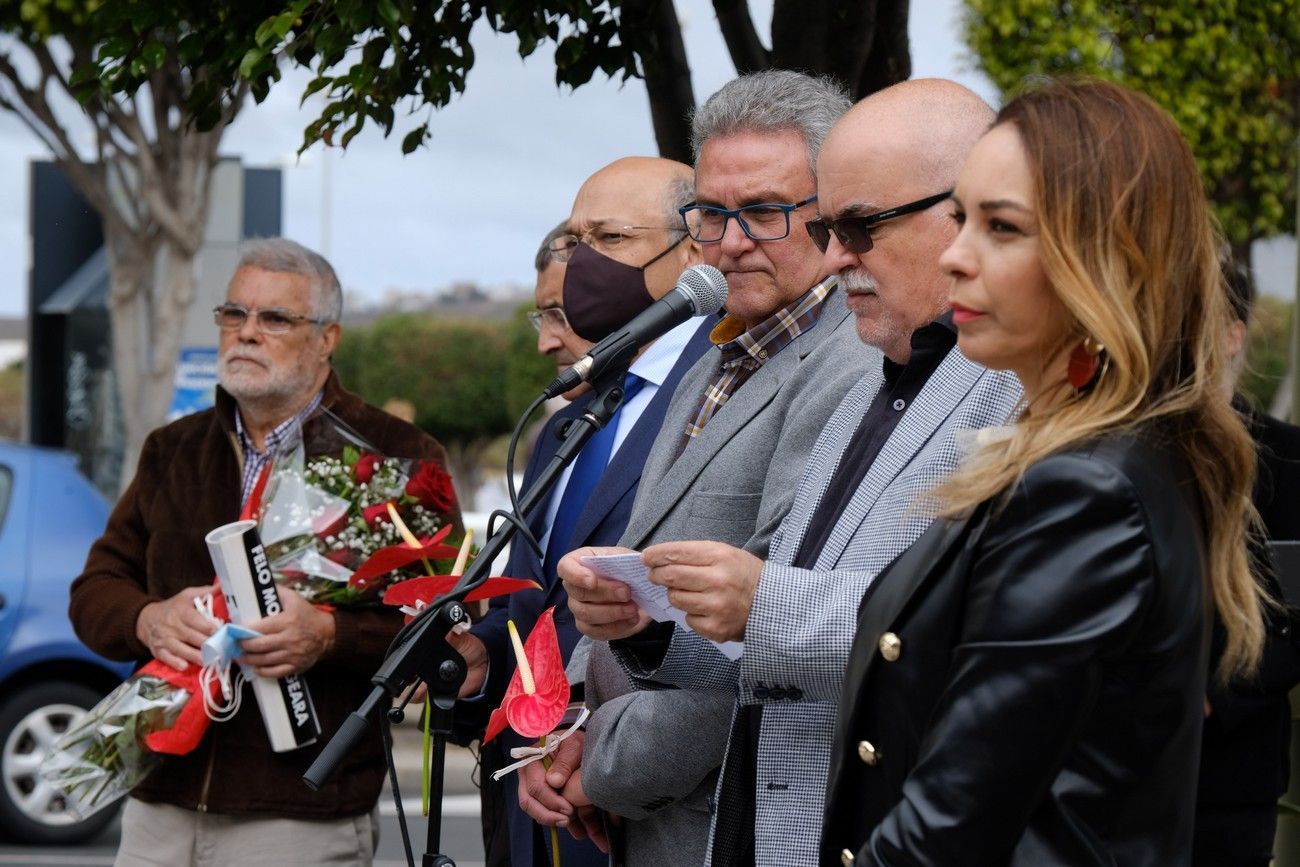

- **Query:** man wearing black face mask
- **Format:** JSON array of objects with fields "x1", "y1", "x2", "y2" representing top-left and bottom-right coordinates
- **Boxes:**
[
  {"x1": 456, "y1": 159, "x2": 716, "y2": 867},
  {"x1": 556, "y1": 157, "x2": 701, "y2": 363}
]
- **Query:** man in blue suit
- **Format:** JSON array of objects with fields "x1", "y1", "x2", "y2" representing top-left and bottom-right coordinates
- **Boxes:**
[{"x1": 456, "y1": 156, "x2": 715, "y2": 867}]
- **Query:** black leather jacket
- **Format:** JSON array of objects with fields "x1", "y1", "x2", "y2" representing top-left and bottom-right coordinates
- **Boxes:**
[{"x1": 822, "y1": 433, "x2": 1209, "y2": 866}]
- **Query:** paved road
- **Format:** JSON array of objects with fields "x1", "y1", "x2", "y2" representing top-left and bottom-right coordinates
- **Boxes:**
[{"x1": 0, "y1": 725, "x2": 493, "y2": 867}]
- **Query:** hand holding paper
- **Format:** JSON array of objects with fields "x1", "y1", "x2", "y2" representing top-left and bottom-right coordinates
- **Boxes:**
[
  {"x1": 580, "y1": 545, "x2": 748, "y2": 658},
  {"x1": 559, "y1": 546, "x2": 653, "y2": 641},
  {"x1": 641, "y1": 540, "x2": 762, "y2": 645}
]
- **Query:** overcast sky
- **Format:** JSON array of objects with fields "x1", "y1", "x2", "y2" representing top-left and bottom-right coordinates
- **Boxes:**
[{"x1": 0, "y1": 0, "x2": 1292, "y2": 318}]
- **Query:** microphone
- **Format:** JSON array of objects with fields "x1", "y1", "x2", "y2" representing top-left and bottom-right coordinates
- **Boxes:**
[{"x1": 542, "y1": 264, "x2": 729, "y2": 399}]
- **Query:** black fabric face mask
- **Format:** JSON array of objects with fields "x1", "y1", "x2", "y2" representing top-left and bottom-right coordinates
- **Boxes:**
[{"x1": 562, "y1": 238, "x2": 683, "y2": 342}]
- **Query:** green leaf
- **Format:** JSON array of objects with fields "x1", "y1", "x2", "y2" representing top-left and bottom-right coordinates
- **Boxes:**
[
  {"x1": 238, "y1": 46, "x2": 266, "y2": 80},
  {"x1": 376, "y1": 0, "x2": 401, "y2": 31},
  {"x1": 340, "y1": 115, "x2": 365, "y2": 148},
  {"x1": 271, "y1": 10, "x2": 297, "y2": 40},
  {"x1": 98, "y1": 36, "x2": 130, "y2": 60},
  {"x1": 141, "y1": 42, "x2": 165, "y2": 71},
  {"x1": 401, "y1": 125, "x2": 427, "y2": 154},
  {"x1": 254, "y1": 15, "x2": 278, "y2": 47},
  {"x1": 177, "y1": 33, "x2": 204, "y2": 65},
  {"x1": 300, "y1": 76, "x2": 331, "y2": 104}
]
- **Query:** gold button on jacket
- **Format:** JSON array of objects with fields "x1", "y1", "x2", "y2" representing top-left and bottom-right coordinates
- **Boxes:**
[
  {"x1": 878, "y1": 631, "x2": 902, "y2": 661},
  {"x1": 857, "y1": 740, "x2": 880, "y2": 766},
  {"x1": 841, "y1": 848, "x2": 856, "y2": 866}
]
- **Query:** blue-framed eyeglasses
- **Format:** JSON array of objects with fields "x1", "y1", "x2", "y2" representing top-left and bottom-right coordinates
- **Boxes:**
[{"x1": 678, "y1": 195, "x2": 817, "y2": 243}]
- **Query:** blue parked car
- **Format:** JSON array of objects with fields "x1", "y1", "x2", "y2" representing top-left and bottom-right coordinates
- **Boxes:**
[{"x1": 0, "y1": 442, "x2": 132, "y2": 844}]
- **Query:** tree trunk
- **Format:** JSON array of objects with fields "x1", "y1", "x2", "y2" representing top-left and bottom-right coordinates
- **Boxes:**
[
  {"x1": 712, "y1": 0, "x2": 770, "y2": 74},
  {"x1": 104, "y1": 230, "x2": 201, "y2": 488},
  {"x1": 630, "y1": 0, "x2": 696, "y2": 162},
  {"x1": 442, "y1": 438, "x2": 490, "y2": 513},
  {"x1": 770, "y1": 0, "x2": 910, "y2": 99},
  {"x1": 856, "y1": 0, "x2": 911, "y2": 96}
]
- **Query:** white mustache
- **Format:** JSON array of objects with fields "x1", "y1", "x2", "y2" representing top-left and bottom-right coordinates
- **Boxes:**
[{"x1": 839, "y1": 269, "x2": 878, "y2": 293}]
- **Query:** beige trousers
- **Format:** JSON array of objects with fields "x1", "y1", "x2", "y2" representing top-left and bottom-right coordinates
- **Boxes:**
[{"x1": 115, "y1": 797, "x2": 378, "y2": 866}]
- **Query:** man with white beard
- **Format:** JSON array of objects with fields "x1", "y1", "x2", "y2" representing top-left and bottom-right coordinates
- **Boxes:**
[{"x1": 70, "y1": 237, "x2": 460, "y2": 867}]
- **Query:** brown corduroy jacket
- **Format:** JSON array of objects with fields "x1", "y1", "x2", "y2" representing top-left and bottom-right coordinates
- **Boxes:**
[{"x1": 69, "y1": 371, "x2": 461, "y2": 818}]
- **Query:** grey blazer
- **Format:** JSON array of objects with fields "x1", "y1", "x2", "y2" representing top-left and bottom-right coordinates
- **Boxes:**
[
  {"x1": 622, "y1": 347, "x2": 1022, "y2": 865},
  {"x1": 580, "y1": 286, "x2": 877, "y2": 867}
]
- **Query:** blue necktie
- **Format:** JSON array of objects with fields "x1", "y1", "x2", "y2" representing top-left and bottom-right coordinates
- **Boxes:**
[{"x1": 544, "y1": 372, "x2": 647, "y2": 578}]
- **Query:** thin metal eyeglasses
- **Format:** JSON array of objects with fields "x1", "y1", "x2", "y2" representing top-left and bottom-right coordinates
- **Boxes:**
[
  {"x1": 548, "y1": 225, "x2": 686, "y2": 263},
  {"x1": 678, "y1": 195, "x2": 817, "y2": 243},
  {"x1": 526, "y1": 307, "x2": 571, "y2": 333},
  {"x1": 213, "y1": 303, "x2": 329, "y2": 334},
  {"x1": 805, "y1": 190, "x2": 952, "y2": 254}
]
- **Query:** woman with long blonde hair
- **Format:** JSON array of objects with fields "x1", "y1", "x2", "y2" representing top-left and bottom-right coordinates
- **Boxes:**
[{"x1": 821, "y1": 78, "x2": 1263, "y2": 866}]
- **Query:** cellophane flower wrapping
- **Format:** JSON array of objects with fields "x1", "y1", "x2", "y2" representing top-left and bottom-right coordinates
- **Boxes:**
[
  {"x1": 38, "y1": 673, "x2": 190, "y2": 820},
  {"x1": 257, "y1": 424, "x2": 460, "y2": 606}
]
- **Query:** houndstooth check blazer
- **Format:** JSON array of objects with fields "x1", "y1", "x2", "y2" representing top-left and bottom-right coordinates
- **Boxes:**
[
  {"x1": 579, "y1": 286, "x2": 878, "y2": 867},
  {"x1": 621, "y1": 346, "x2": 1023, "y2": 866}
]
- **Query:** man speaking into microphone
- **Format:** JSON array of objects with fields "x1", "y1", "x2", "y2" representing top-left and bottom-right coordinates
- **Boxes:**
[
  {"x1": 454, "y1": 156, "x2": 715, "y2": 867},
  {"x1": 532, "y1": 71, "x2": 878, "y2": 867}
]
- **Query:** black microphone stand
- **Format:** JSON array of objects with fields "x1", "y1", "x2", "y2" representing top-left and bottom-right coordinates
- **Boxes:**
[{"x1": 304, "y1": 367, "x2": 632, "y2": 867}]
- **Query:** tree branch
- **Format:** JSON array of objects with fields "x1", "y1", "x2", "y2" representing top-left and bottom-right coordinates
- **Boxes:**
[
  {"x1": 711, "y1": 0, "x2": 769, "y2": 74},
  {"x1": 103, "y1": 97, "x2": 199, "y2": 249},
  {"x1": 0, "y1": 49, "x2": 126, "y2": 235},
  {"x1": 855, "y1": 0, "x2": 911, "y2": 96},
  {"x1": 631, "y1": 0, "x2": 695, "y2": 161}
]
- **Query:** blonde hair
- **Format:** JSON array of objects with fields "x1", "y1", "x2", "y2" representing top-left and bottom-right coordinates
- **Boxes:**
[{"x1": 935, "y1": 79, "x2": 1263, "y2": 680}]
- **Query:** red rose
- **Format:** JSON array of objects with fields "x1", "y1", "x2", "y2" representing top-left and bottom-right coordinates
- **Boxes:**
[
  {"x1": 354, "y1": 452, "x2": 382, "y2": 483},
  {"x1": 325, "y1": 547, "x2": 356, "y2": 567},
  {"x1": 363, "y1": 501, "x2": 395, "y2": 528},
  {"x1": 405, "y1": 462, "x2": 457, "y2": 514}
]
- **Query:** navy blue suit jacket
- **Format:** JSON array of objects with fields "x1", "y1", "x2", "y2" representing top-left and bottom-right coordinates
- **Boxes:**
[{"x1": 470, "y1": 320, "x2": 713, "y2": 867}]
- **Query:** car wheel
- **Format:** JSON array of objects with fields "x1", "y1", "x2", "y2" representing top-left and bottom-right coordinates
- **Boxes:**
[{"x1": 0, "y1": 681, "x2": 119, "y2": 845}]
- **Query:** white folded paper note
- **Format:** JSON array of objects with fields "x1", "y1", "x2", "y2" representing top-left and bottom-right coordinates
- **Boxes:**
[{"x1": 580, "y1": 552, "x2": 744, "y2": 660}]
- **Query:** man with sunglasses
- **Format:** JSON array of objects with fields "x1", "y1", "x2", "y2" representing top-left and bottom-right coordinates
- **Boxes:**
[
  {"x1": 560, "y1": 80, "x2": 1024, "y2": 866},
  {"x1": 70, "y1": 238, "x2": 460, "y2": 867},
  {"x1": 532, "y1": 71, "x2": 874, "y2": 867}
]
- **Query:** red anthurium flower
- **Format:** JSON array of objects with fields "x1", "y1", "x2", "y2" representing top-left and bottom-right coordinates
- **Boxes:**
[
  {"x1": 354, "y1": 452, "x2": 382, "y2": 483},
  {"x1": 383, "y1": 575, "x2": 540, "y2": 619},
  {"x1": 348, "y1": 524, "x2": 460, "y2": 588},
  {"x1": 483, "y1": 607, "x2": 569, "y2": 743}
]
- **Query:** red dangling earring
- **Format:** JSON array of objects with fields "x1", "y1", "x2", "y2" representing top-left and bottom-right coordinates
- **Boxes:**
[{"x1": 1067, "y1": 337, "x2": 1105, "y2": 390}]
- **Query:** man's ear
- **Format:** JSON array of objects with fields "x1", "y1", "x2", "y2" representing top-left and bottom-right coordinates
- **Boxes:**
[
  {"x1": 679, "y1": 234, "x2": 703, "y2": 268},
  {"x1": 319, "y1": 321, "x2": 342, "y2": 359}
]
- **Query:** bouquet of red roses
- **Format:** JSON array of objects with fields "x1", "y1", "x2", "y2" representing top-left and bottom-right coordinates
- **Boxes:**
[{"x1": 259, "y1": 442, "x2": 463, "y2": 605}]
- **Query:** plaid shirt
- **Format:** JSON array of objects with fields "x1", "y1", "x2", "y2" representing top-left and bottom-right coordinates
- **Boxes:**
[
  {"x1": 235, "y1": 390, "x2": 324, "y2": 505},
  {"x1": 683, "y1": 276, "x2": 836, "y2": 441}
]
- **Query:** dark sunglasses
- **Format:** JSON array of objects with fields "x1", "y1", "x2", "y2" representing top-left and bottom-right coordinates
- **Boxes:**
[{"x1": 805, "y1": 190, "x2": 952, "y2": 254}]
